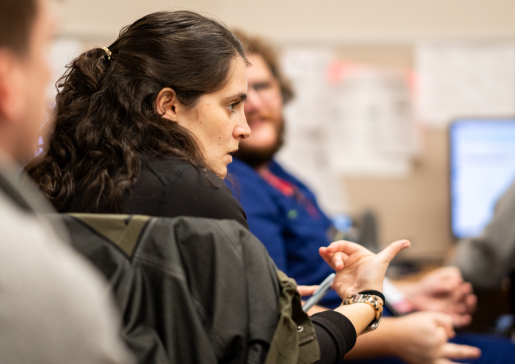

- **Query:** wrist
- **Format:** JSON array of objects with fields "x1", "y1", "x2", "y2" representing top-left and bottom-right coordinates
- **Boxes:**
[
  {"x1": 334, "y1": 302, "x2": 377, "y2": 335},
  {"x1": 353, "y1": 284, "x2": 384, "y2": 295},
  {"x1": 358, "y1": 290, "x2": 385, "y2": 305},
  {"x1": 342, "y1": 291, "x2": 384, "y2": 334}
]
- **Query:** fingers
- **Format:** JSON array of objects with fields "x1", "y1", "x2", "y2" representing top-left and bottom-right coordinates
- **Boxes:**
[
  {"x1": 432, "y1": 313, "x2": 455, "y2": 338},
  {"x1": 320, "y1": 239, "x2": 410, "y2": 271},
  {"x1": 323, "y1": 240, "x2": 365, "y2": 255},
  {"x1": 434, "y1": 360, "x2": 459, "y2": 364},
  {"x1": 297, "y1": 285, "x2": 319, "y2": 297},
  {"x1": 331, "y1": 252, "x2": 349, "y2": 270},
  {"x1": 453, "y1": 283, "x2": 471, "y2": 307},
  {"x1": 440, "y1": 343, "x2": 481, "y2": 360},
  {"x1": 453, "y1": 282, "x2": 476, "y2": 314},
  {"x1": 465, "y1": 293, "x2": 477, "y2": 313},
  {"x1": 435, "y1": 277, "x2": 460, "y2": 294},
  {"x1": 451, "y1": 313, "x2": 472, "y2": 328},
  {"x1": 319, "y1": 246, "x2": 335, "y2": 270},
  {"x1": 448, "y1": 282, "x2": 476, "y2": 325},
  {"x1": 320, "y1": 241, "x2": 361, "y2": 270},
  {"x1": 459, "y1": 282, "x2": 473, "y2": 299},
  {"x1": 319, "y1": 247, "x2": 348, "y2": 271},
  {"x1": 376, "y1": 240, "x2": 411, "y2": 264},
  {"x1": 436, "y1": 268, "x2": 465, "y2": 294},
  {"x1": 456, "y1": 283, "x2": 476, "y2": 311}
]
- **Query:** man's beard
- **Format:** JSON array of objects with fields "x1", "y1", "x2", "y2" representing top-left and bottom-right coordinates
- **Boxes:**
[{"x1": 236, "y1": 116, "x2": 285, "y2": 168}]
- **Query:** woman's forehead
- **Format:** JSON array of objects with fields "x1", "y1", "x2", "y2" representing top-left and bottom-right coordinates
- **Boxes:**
[{"x1": 219, "y1": 57, "x2": 248, "y2": 95}]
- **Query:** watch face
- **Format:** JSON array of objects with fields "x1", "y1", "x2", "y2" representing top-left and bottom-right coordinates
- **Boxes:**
[
  {"x1": 351, "y1": 294, "x2": 364, "y2": 303},
  {"x1": 343, "y1": 293, "x2": 384, "y2": 334}
]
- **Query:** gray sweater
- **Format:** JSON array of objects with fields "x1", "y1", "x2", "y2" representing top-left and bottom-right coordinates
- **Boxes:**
[
  {"x1": 453, "y1": 180, "x2": 515, "y2": 289},
  {"x1": 0, "y1": 165, "x2": 133, "y2": 364}
]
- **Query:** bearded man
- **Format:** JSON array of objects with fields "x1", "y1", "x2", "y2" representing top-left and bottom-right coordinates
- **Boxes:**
[{"x1": 227, "y1": 30, "x2": 515, "y2": 364}]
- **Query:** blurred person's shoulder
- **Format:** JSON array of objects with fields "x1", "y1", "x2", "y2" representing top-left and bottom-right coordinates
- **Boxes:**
[{"x1": 0, "y1": 165, "x2": 134, "y2": 364}]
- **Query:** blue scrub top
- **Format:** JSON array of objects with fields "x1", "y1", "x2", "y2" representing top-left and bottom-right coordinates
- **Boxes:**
[
  {"x1": 227, "y1": 158, "x2": 342, "y2": 308},
  {"x1": 227, "y1": 158, "x2": 515, "y2": 364}
]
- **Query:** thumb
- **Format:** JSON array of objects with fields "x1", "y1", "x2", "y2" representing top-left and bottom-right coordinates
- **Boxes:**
[
  {"x1": 377, "y1": 240, "x2": 410, "y2": 264},
  {"x1": 298, "y1": 285, "x2": 319, "y2": 297}
]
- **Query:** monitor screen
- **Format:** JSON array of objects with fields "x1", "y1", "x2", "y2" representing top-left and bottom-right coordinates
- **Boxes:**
[{"x1": 450, "y1": 119, "x2": 515, "y2": 239}]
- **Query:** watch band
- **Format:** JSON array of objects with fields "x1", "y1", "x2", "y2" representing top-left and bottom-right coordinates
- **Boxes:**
[
  {"x1": 342, "y1": 292, "x2": 384, "y2": 334},
  {"x1": 356, "y1": 290, "x2": 385, "y2": 304}
]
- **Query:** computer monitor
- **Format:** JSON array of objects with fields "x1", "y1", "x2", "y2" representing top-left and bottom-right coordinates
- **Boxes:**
[{"x1": 450, "y1": 118, "x2": 515, "y2": 239}]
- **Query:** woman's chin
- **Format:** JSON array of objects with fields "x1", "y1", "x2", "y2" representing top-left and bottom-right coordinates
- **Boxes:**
[
  {"x1": 220, "y1": 167, "x2": 228, "y2": 179},
  {"x1": 217, "y1": 160, "x2": 229, "y2": 179}
]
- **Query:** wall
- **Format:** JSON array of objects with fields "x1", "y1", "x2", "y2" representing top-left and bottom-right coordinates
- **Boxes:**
[
  {"x1": 331, "y1": 45, "x2": 452, "y2": 261},
  {"x1": 57, "y1": 0, "x2": 515, "y2": 262},
  {"x1": 60, "y1": 0, "x2": 515, "y2": 44}
]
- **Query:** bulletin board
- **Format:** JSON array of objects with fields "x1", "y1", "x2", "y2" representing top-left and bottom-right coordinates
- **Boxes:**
[{"x1": 276, "y1": 42, "x2": 515, "y2": 262}]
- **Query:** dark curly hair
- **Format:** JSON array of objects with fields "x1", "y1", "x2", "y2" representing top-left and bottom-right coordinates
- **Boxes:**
[{"x1": 26, "y1": 10, "x2": 246, "y2": 213}]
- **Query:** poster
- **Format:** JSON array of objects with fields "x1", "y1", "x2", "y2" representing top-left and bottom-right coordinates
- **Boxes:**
[{"x1": 416, "y1": 42, "x2": 515, "y2": 127}]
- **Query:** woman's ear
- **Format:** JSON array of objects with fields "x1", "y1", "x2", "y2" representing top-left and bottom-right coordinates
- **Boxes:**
[{"x1": 156, "y1": 87, "x2": 180, "y2": 122}]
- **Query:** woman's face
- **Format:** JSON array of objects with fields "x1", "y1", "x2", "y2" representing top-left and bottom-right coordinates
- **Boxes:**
[{"x1": 176, "y1": 57, "x2": 250, "y2": 178}]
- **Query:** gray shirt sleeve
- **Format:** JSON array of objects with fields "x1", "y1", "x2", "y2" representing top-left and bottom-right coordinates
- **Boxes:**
[
  {"x1": 0, "y1": 168, "x2": 134, "y2": 364},
  {"x1": 452, "y1": 180, "x2": 515, "y2": 289}
]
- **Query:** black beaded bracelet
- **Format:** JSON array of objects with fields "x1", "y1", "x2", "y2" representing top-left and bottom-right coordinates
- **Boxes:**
[{"x1": 358, "y1": 290, "x2": 385, "y2": 305}]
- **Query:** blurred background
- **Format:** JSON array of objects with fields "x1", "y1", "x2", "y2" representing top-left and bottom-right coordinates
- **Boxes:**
[{"x1": 50, "y1": 0, "x2": 515, "y2": 264}]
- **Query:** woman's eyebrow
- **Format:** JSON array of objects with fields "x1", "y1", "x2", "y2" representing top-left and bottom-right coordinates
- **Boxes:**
[{"x1": 225, "y1": 93, "x2": 247, "y2": 102}]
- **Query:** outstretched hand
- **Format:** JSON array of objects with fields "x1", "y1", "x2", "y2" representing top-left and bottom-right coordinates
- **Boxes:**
[
  {"x1": 319, "y1": 240, "x2": 410, "y2": 299},
  {"x1": 397, "y1": 267, "x2": 477, "y2": 327},
  {"x1": 390, "y1": 312, "x2": 481, "y2": 364}
]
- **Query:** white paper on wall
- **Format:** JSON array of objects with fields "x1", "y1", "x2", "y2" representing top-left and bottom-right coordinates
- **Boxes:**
[
  {"x1": 416, "y1": 42, "x2": 515, "y2": 128},
  {"x1": 276, "y1": 48, "x2": 420, "y2": 212},
  {"x1": 325, "y1": 63, "x2": 419, "y2": 177},
  {"x1": 277, "y1": 47, "x2": 350, "y2": 214},
  {"x1": 280, "y1": 47, "x2": 335, "y2": 131}
]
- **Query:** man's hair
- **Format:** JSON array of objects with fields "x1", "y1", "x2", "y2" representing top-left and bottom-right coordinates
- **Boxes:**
[
  {"x1": 232, "y1": 30, "x2": 294, "y2": 104},
  {"x1": 0, "y1": 0, "x2": 38, "y2": 55}
]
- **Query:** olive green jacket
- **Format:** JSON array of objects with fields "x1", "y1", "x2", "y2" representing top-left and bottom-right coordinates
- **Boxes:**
[{"x1": 55, "y1": 214, "x2": 320, "y2": 364}]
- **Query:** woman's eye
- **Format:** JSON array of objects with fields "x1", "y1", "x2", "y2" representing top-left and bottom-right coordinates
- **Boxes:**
[{"x1": 227, "y1": 101, "x2": 240, "y2": 112}]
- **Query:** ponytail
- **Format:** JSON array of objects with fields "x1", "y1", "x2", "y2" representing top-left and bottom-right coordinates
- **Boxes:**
[{"x1": 27, "y1": 11, "x2": 245, "y2": 213}]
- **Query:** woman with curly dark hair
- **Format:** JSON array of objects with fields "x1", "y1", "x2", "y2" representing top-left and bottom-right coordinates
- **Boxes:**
[
  {"x1": 27, "y1": 10, "x2": 409, "y2": 364},
  {"x1": 27, "y1": 10, "x2": 250, "y2": 226}
]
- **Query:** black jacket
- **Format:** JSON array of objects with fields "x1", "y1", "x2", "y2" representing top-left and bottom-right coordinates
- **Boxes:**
[
  {"x1": 56, "y1": 214, "x2": 322, "y2": 364},
  {"x1": 67, "y1": 155, "x2": 248, "y2": 229},
  {"x1": 59, "y1": 156, "x2": 355, "y2": 364}
]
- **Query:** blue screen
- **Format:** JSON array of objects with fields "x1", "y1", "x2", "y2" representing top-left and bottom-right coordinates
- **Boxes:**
[{"x1": 450, "y1": 119, "x2": 515, "y2": 239}]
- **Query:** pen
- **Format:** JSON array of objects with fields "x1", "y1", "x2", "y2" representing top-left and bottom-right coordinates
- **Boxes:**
[{"x1": 302, "y1": 273, "x2": 336, "y2": 312}]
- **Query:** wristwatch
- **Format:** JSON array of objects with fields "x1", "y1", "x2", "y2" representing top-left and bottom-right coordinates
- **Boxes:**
[{"x1": 342, "y1": 292, "x2": 384, "y2": 334}]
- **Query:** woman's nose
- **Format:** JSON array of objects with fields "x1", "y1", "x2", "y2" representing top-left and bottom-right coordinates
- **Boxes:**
[{"x1": 234, "y1": 116, "x2": 251, "y2": 140}]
